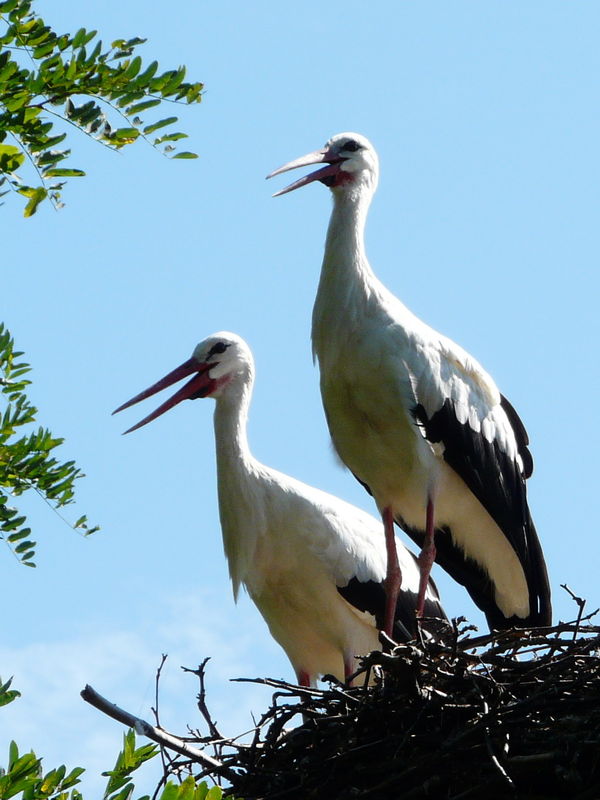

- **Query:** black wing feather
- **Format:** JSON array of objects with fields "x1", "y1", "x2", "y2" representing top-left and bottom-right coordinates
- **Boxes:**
[
  {"x1": 500, "y1": 393, "x2": 533, "y2": 478},
  {"x1": 412, "y1": 398, "x2": 551, "y2": 628},
  {"x1": 337, "y1": 551, "x2": 447, "y2": 641}
]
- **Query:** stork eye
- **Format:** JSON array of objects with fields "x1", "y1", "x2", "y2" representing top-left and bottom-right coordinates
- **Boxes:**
[
  {"x1": 208, "y1": 342, "x2": 229, "y2": 358},
  {"x1": 343, "y1": 140, "x2": 361, "y2": 152}
]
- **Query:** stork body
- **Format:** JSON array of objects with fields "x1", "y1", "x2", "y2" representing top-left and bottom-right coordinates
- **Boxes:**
[
  {"x1": 114, "y1": 332, "x2": 446, "y2": 686},
  {"x1": 268, "y1": 133, "x2": 551, "y2": 632}
]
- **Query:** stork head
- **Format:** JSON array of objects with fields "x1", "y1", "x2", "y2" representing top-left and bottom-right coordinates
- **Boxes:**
[
  {"x1": 267, "y1": 132, "x2": 379, "y2": 198},
  {"x1": 113, "y1": 332, "x2": 253, "y2": 434}
]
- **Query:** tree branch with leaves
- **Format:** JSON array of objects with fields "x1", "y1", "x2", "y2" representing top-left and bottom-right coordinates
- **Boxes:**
[
  {"x1": 0, "y1": 324, "x2": 99, "y2": 566},
  {"x1": 0, "y1": 0, "x2": 202, "y2": 215}
]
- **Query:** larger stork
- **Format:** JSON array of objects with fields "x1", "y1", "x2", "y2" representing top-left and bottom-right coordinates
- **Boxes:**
[
  {"x1": 114, "y1": 332, "x2": 446, "y2": 686},
  {"x1": 268, "y1": 132, "x2": 551, "y2": 633}
]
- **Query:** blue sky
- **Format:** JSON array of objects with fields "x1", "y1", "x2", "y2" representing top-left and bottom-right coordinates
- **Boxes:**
[{"x1": 2, "y1": 0, "x2": 600, "y2": 794}]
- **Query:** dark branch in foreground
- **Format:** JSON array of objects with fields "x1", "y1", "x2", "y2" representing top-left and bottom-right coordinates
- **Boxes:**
[{"x1": 80, "y1": 684, "x2": 237, "y2": 781}]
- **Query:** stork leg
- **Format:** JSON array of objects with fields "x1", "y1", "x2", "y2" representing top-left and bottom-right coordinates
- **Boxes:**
[
  {"x1": 296, "y1": 669, "x2": 311, "y2": 688},
  {"x1": 416, "y1": 498, "x2": 436, "y2": 617},
  {"x1": 383, "y1": 505, "x2": 401, "y2": 637},
  {"x1": 344, "y1": 655, "x2": 356, "y2": 685}
]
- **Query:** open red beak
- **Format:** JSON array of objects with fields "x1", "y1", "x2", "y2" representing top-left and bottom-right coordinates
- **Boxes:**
[
  {"x1": 113, "y1": 358, "x2": 216, "y2": 434},
  {"x1": 266, "y1": 145, "x2": 343, "y2": 196}
]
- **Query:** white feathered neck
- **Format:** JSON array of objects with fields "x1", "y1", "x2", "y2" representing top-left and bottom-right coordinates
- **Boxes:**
[{"x1": 213, "y1": 366, "x2": 266, "y2": 600}]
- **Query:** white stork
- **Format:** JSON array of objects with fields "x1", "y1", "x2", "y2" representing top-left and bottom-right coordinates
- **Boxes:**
[
  {"x1": 113, "y1": 332, "x2": 446, "y2": 686},
  {"x1": 267, "y1": 132, "x2": 551, "y2": 634}
]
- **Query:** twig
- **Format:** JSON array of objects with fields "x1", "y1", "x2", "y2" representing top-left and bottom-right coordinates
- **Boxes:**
[
  {"x1": 182, "y1": 659, "x2": 222, "y2": 739},
  {"x1": 152, "y1": 655, "x2": 170, "y2": 783},
  {"x1": 479, "y1": 699, "x2": 515, "y2": 791},
  {"x1": 80, "y1": 684, "x2": 237, "y2": 781},
  {"x1": 152, "y1": 653, "x2": 168, "y2": 727},
  {"x1": 561, "y1": 583, "x2": 587, "y2": 640},
  {"x1": 231, "y1": 675, "x2": 328, "y2": 698}
]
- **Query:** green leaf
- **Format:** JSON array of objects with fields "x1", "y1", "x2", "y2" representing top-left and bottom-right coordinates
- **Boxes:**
[
  {"x1": 154, "y1": 132, "x2": 187, "y2": 144},
  {"x1": 66, "y1": 57, "x2": 77, "y2": 79},
  {"x1": 4, "y1": 91, "x2": 28, "y2": 111},
  {"x1": 39, "y1": 764, "x2": 66, "y2": 793},
  {"x1": 62, "y1": 766, "x2": 85, "y2": 789},
  {"x1": 7, "y1": 528, "x2": 31, "y2": 542},
  {"x1": 71, "y1": 27, "x2": 87, "y2": 48},
  {"x1": 0, "y1": 58, "x2": 19, "y2": 83},
  {"x1": 0, "y1": 688, "x2": 20, "y2": 706},
  {"x1": 177, "y1": 776, "x2": 197, "y2": 800},
  {"x1": 157, "y1": 783, "x2": 179, "y2": 800},
  {"x1": 0, "y1": 677, "x2": 20, "y2": 707},
  {"x1": 14, "y1": 539, "x2": 35, "y2": 553},
  {"x1": 8, "y1": 740, "x2": 19, "y2": 768},
  {"x1": 122, "y1": 55, "x2": 142, "y2": 80},
  {"x1": 111, "y1": 127, "x2": 140, "y2": 142},
  {"x1": 23, "y1": 187, "x2": 47, "y2": 217},
  {"x1": 82, "y1": 29, "x2": 98, "y2": 46},
  {"x1": 0, "y1": 144, "x2": 24, "y2": 172},
  {"x1": 42, "y1": 168, "x2": 86, "y2": 178},
  {"x1": 32, "y1": 40, "x2": 55, "y2": 59},
  {"x1": 172, "y1": 152, "x2": 198, "y2": 159},
  {"x1": 137, "y1": 59, "x2": 158, "y2": 82},
  {"x1": 103, "y1": 729, "x2": 158, "y2": 798},
  {"x1": 126, "y1": 98, "x2": 161, "y2": 115},
  {"x1": 143, "y1": 116, "x2": 177, "y2": 135}
]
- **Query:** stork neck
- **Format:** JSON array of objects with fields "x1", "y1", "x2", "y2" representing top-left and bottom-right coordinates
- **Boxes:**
[
  {"x1": 213, "y1": 379, "x2": 254, "y2": 476},
  {"x1": 312, "y1": 186, "x2": 376, "y2": 355},
  {"x1": 212, "y1": 375, "x2": 265, "y2": 599},
  {"x1": 323, "y1": 189, "x2": 373, "y2": 282}
]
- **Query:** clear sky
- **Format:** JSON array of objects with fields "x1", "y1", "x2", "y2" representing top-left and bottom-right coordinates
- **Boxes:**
[{"x1": 2, "y1": 1, "x2": 599, "y2": 795}]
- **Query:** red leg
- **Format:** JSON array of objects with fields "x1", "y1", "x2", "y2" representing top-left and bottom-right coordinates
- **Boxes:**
[
  {"x1": 416, "y1": 498, "x2": 436, "y2": 618},
  {"x1": 296, "y1": 669, "x2": 311, "y2": 688},
  {"x1": 344, "y1": 655, "x2": 355, "y2": 684},
  {"x1": 296, "y1": 670, "x2": 313, "y2": 724},
  {"x1": 383, "y1": 505, "x2": 401, "y2": 637}
]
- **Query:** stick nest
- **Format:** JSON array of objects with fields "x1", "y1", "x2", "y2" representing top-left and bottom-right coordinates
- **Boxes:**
[{"x1": 195, "y1": 612, "x2": 600, "y2": 800}]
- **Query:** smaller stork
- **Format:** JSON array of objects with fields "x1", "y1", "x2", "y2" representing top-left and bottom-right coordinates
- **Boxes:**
[{"x1": 114, "y1": 332, "x2": 446, "y2": 686}]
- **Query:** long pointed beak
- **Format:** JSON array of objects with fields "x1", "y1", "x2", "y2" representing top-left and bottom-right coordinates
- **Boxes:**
[
  {"x1": 266, "y1": 147, "x2": 342, "y2": 196},
  {"x1": 113, "y1": 357, "x2": 216, "y2": 434}
]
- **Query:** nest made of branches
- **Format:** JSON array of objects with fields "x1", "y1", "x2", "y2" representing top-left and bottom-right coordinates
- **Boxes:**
[
  {"x1": 83, "y1": 599, "x2": 600, "y2": 800},
  {"x1": 197, "y1": 609, "x2": 600, "y2": 800}
]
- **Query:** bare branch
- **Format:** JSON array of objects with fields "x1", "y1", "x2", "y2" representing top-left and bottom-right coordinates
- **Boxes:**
[
  {"x1": 182, "y1": 658, "x2": 222, "y2": 739},
  {"x1": 80, "y1": 684, "x2": 237, "y2": 781}
]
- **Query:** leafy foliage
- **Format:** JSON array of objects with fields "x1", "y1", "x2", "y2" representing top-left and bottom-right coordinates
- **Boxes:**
[
  {"x1": 0, "y1": 685, "x2": 85, "y2": 800},
  {"x1": 0, "y1": 0, "x2": 203, "y2": 214},
  {"x1": 102, "y1": 730, "x2": 157, "y2": 800},
  {"x1": 0, "y1": 323, "x2": 98, "y2": 565},
  {"x1": 0, "y1": 684, "x2": 226, "y2": 800},
  {"x1": 103, "y1": 732, "x2": 225, "y2": 800},
  {"x1": 0, "y1": 677, "x2": 20, "y2": 709},
  {"x1": 0, "y1": 6, "x2": 216, "y2": 799},
  {"x1": 154, "y1": 776, "x2": 224, "y2": 800},
  {"x1": 0, "y1": 742, "x2": 85, "y2": 800}
]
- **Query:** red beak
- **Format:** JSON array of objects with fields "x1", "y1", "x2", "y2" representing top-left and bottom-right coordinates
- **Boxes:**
[
  {"x1": 113, "y1": 357, "x2": 216, "y2": 434},
  {"x1": 266, "y1": 145, "x2": 343, "y2": 196}
]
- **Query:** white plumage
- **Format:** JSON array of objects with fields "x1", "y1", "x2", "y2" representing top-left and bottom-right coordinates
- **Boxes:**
[
  {"x1": 268, "y1": 132, "x2": 551, "y2": 633},
  {"x1": 114, "y1": 332, "x2": 446, "y2": 686}
]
